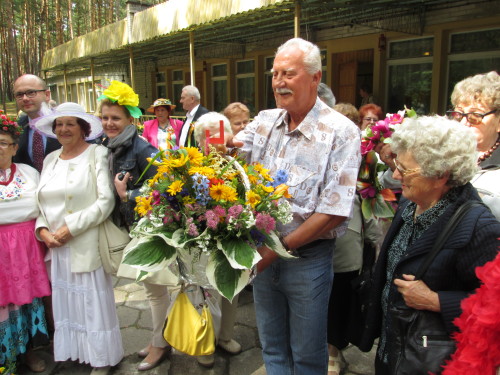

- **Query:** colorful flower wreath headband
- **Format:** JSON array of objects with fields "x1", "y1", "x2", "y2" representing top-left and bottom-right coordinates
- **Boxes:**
[
  {"x1": 98, "y1": 80, "x2": 142, "y2": 118},
  {"x1": 0, "y1": 110, "x2": 23, "y2": 136}
]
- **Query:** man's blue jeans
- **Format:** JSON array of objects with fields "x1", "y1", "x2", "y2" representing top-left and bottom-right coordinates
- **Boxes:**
[{"x1": 253, "y1": 240, "x2": 335, "y2": 375}]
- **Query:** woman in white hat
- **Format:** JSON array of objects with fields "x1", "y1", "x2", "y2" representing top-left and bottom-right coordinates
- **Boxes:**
[
  {"x1": 142, "y1": 98, "x2": 183, "y2": 149},
  {"x1": 33, "y1": 102, "x2": 123, "y2": 375}
]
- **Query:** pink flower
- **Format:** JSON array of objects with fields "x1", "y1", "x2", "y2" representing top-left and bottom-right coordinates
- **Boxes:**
[
  {"x1": 227, "y1": 205, "x2": 243, "y2": 220},
  {"x1": 186, "y1": 218, "x2": 199, "y2": 237},
  {"x1": 205, "y1": 210, "x2": 219, "y2": 229},
  {"x1": 255, "y1": 213, "x2": 276, "y2": 234},
  {"x1": 359, "y1": 186, "x2": 377, "y2": 199},
  {"x1": 387, "y1": 113, "x2": 403, "y2": 124},
  {"x1": 152, "y1": 190, "x2": 161, "y2": 205},
  {"x1": 213, "y1": 205, "x2": 226, "y2": 217}
]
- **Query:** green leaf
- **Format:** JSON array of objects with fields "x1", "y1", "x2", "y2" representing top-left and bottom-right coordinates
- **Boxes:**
[
  {"x1": 135, "y1": 149, "x2": 164, "y2": 185},
  {"x1": 361, "y1": 197, "x2": 374, "y2": 219},
  {"x1": 122, "y1": 235, "x2": 177, "y2": 272},
  {"x1": 266, "y1": 231, "x2": 296, "y2": 259},
  {"x1": 206, "y1": 251, "x2": 250, "y2": 302},
  {"x1": 372, "y1": 194, "x2": 395, "y2": 218},
  {"x1": 217, "y1": 238, "x2": 261, "y2": 269}
]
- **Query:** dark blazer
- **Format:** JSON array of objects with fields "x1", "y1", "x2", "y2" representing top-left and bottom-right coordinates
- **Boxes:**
[
  {"x1": 179, "y1": 104, "x2": 209, "y2": 147},
  {"x1": 360, "y1": 183, "x2": 500, "y2": 354},
  {"x1": 13, "y1": 115, "x2": 61, "y2": 168}
]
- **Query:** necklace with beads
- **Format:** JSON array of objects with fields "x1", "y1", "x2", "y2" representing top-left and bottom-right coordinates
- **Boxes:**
[{"x1": 477, "y1": 134, "x2": 500, "y2": 165}]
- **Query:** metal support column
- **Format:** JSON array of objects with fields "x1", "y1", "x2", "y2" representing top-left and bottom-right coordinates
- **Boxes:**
[
  {"x1": 294, "y1": 1, "x2": 301, "y2": 38},
  {"x1": 90, "y1": 58, "x2": 96, "y2": 110},
  {"x1": 189, "y1": 31, "x2": 195, "y2": 86},
  {"x1": 129, "y1": 47, "x2": 135, "y2": 90},
  {"x1": 63, "y1": 66, "x2": 68, "y2": 102}
]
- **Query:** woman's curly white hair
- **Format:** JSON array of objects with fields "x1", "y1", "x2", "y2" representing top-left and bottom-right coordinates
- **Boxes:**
[
  {"x1": 193, "y1": 112, "x2": 233, "y2": 145},
  {"x1": 451, "y1": 71, "x2": 500, "y2": 110},
  {"x1": 391, "y1": 115, "x2": 478, "y2": 187}
]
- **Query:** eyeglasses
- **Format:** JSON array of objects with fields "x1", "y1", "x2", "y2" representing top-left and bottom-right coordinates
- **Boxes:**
[
  {"x1": 446, "y1": 109, "x2": 497, "y2": 126},
  {"x1": 0, "y1": 142, "x2": 16, "y2": 149},
  {"x1": 14, "y1": 89, "x2": 46, "y2": 100},
  {"x1": 362, "y1": 117, "x2": 378, "y2": 123},
  {"x1": 394, "y1": 159, "x2": 421, "y2": 177}
]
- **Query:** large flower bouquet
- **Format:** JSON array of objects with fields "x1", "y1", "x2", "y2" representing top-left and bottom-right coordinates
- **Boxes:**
[
  {"x1": 357, "y1": 107, "x2": 416, "y2": 218},
  {"x1": 122, "y1": 146, "x2": 294, "y2": 301}
]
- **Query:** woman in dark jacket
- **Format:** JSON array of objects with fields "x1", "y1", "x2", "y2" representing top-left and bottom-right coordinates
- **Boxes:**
[
  {"x1": 98, "y1": 82, "x2": 170, "y2": 371},
  {"x1": 98, "y1": 82, "x2": 158, "y2": 227},
  {"x1": 360, "y1": 115, "x2": 500, "y2": 375}
]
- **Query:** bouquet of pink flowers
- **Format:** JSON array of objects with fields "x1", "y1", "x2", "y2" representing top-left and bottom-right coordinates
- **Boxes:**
[
  {"x1": 122, "y1": 146, "x2": 294, "y2": 301},
  {"x1": 357, "y1": 107, "x2": 416, "y2": 218}
]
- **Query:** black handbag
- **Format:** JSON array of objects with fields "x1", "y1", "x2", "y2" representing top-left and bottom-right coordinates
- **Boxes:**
[{"x1": 388, "y1": 201, "x2": 482, "y2": 375}]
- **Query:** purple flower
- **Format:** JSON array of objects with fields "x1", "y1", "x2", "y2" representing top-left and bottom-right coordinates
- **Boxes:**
[
  {"x1": 359, "y1": 186, "x2": 377, "y2": 199},
  {"x1": 227, "y1": 205, "x2": 243, "y2": 222},
  {"x1": 205, "y1": 210, "x2": 219, "y2": 229}
]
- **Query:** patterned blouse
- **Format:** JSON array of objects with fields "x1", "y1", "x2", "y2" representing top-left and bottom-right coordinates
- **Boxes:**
[{"x1": 378, "y1": 188, "x2": 459, "y2": 362}]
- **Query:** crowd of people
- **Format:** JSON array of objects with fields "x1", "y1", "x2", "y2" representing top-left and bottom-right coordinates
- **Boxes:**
[{"x1": 1, "y1": 37, "x2": 499, "y2": 375}]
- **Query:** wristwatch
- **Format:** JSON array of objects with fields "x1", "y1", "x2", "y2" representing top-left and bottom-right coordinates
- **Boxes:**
[{"x1": 279, "y1": 234, "x2": 301, "y2": 257}]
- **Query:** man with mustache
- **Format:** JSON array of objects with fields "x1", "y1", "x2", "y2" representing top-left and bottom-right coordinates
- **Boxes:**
[{"x1": 232, "y1": 38, "x2": 361, "y2": 374}]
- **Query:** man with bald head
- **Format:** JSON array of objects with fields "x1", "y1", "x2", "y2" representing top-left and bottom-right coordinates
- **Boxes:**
[{"x1": 13, "y1": 74, "x2": 61, "y2": 171}]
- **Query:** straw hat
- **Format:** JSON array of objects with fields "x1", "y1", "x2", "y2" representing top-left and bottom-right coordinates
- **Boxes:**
[
  {"x1": 147, "y1": 98, "x2": 176, "y2": 113},
  {"x1": 33, "y1": 102, "x2": 103, "y2": 140}
]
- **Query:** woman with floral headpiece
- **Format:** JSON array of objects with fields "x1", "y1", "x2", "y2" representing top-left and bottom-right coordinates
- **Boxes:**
[
  {"x1": 142, "y1": 98, "x2": 183, "y2": 149},
  {"x1": 0, "y1": 111, "x2": 51, "y2": 374},
  {"x1": 98, "y1": 81, "x2": 171, "y2": 371}
]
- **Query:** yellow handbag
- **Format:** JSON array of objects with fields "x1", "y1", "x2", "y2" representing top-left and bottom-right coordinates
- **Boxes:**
[{"x1": 163, "y1": 290, "x2": 215, "y2": 356}]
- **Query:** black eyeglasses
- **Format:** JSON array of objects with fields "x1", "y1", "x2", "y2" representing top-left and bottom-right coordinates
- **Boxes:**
[
  {"x1": 14, "y1": 89, "x2": 46, "y2": 100},
  {"x1": 446, "y1": 109, "x2": 497, "y2": 126}
]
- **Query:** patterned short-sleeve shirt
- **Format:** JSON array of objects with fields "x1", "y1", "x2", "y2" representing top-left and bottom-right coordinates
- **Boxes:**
[{"x1": 235, "y1": 98, "x2": 361, "y2": 237}]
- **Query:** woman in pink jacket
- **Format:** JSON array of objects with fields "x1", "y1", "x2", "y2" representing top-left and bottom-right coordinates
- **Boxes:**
[{"x1": 142, "y1": 98, "x2": 183, "y2": 149}]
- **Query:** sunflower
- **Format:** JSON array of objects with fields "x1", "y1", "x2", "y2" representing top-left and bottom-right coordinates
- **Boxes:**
[
  {"x1": 167, "y1": 180, "x2": 184, "y2": 195},
  {"x1": 246, "y1": 191, "x2": 261, "y2": 207},
  {"x1": 209, "y1": 183, "x2": 226, "y2": 201},
  {"x1": 188, "y1": 166, "x2": 216, "y2": 178},
  {"x1": 222, "y1": 185, "x2": 238, "y2": 202},
  {"x1": 185, "y1": 147, "x2": 204, "y2": 166},
  {"x1": 135, "y1": 196, "x2": 153, "y2": 216},
  {"x1": 169, "y1": 153, "x2": 189, "y2": 168}
]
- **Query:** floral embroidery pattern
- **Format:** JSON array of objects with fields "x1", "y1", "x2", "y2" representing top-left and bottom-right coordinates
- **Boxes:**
[{"x1": 0, "y1": 174, "x2": 25, "y2": 201}]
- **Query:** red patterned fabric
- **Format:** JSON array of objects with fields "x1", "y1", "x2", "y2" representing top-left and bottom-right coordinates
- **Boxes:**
[
  {"x1": 441, "y1": 250, "x2": 500, "y2": 375},
  {"x1": 32, "y1": 130, "x2": 44, "y2": 172}
]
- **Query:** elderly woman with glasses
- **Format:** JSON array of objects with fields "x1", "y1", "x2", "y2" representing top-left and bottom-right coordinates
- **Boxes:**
[
  {"x1": 359, "y1": 115, "x2": 500, "y2": 375},
  {"x1": 359, "y1": 103, "x2": 383, "y2": 130},
  {"x1": 448, "y1": 71, "x2": 500, "y2": 218}
]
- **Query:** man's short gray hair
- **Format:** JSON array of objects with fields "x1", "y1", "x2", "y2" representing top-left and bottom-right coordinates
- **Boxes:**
[
  {"x1": 276, "y1": 38, "x2": 321, "y2": 75},
  {"x1": 451, "y1": 71, "x2": 499, "y2": 111},
  {"x1": 391, "y1": 115, "x2": 478, "y2": 187},
  {"x1": 318, "y1": 83, "x2": 336, "y2": 108},
  {"x1": 194, "y1": 112, "x2": 232, "y2": 145},
  {"x1": 182, "y1": 85, "x2": 201, "y2": 101}
]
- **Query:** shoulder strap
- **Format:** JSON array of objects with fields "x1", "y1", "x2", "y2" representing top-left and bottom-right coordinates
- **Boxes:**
[{"x1": 414, "y1": 200, "x2": 483, "y2": 280}]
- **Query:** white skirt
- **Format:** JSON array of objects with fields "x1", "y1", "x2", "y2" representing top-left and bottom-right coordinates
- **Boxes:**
[{"x1": 51, "y1": 246, "x2": 124, "y2": 367}]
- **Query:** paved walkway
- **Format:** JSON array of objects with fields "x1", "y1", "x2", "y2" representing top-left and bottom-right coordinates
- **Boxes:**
[{"x1": 18, "y1": 277, "x2": 376, "y2": 375}]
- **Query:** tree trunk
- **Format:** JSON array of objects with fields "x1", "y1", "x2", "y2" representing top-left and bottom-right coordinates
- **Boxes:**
[
  {"x1": 56, "y1": 0, "x2": 64, "y2": 45},
  {"x1": 67, "y1": 0, "x2": 74, "y2": 39},
  {"x1": 5, "y1": 0, "x2": 21, "y2": 78}
]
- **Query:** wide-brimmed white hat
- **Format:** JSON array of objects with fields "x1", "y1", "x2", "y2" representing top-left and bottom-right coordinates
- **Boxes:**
[{"x1": 33, "y1": 102, "x2": 103, "y2": 140}]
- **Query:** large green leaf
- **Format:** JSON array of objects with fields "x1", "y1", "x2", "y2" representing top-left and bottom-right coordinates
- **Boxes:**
[
  {"x1": 206, "y1": 251, "x2": 250, "y2": 302},
  {"x1": 217, "y1": 238, "x2": 261, "y2": 269},
  {"x1": 361, "y1": 197, "x2": 374, "y2": 219},
  {"x1": 373, "y1": 194, "x2": 395, "y2": 218},
  {"x1": 265, "y1": 231, "x2": 297, "y2": 259},
  {"x1": 122, "y1": 235, "x2": 177, "y2": 272}
]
